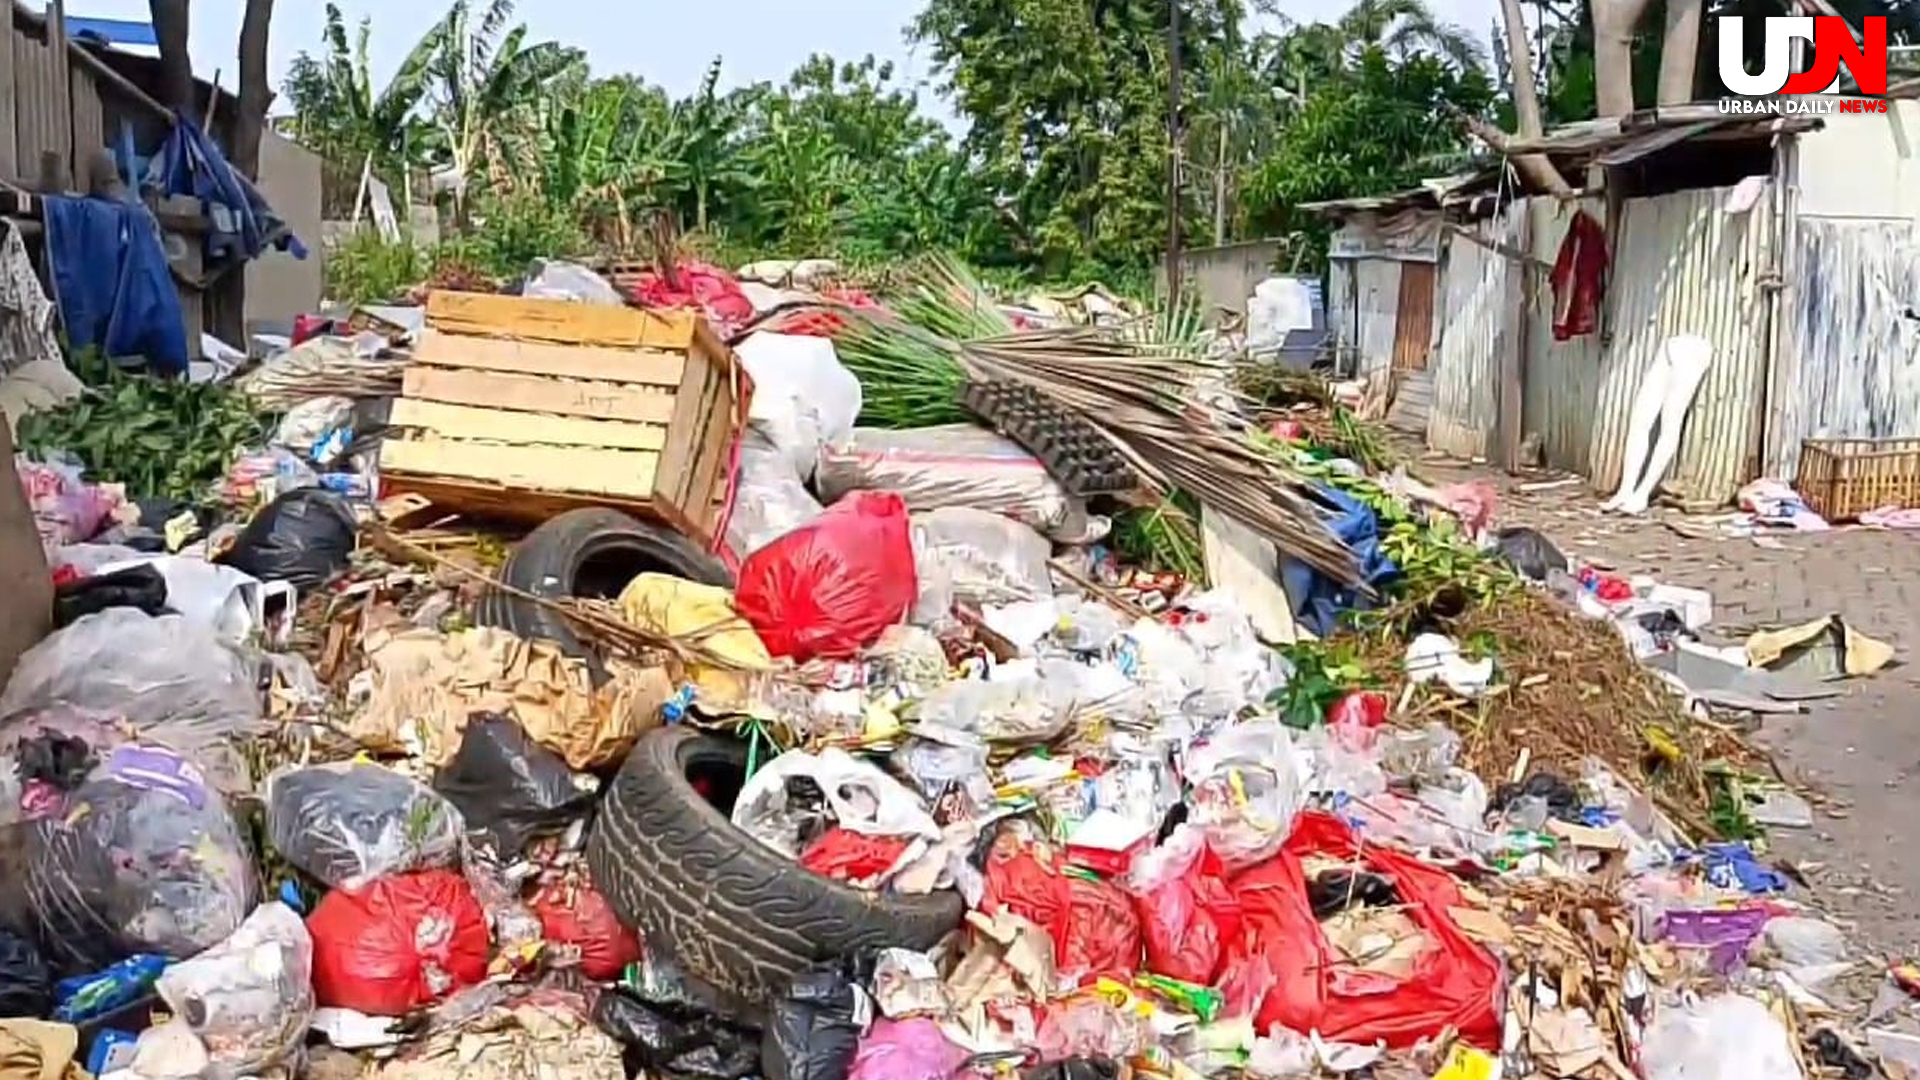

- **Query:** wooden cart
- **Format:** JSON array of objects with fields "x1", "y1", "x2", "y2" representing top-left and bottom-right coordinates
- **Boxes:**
[{"x1": 378, "y1": 291, "x2": 747, "y2": 544}]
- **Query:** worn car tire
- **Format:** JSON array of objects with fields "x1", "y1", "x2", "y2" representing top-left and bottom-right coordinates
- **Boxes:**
[
  {"x1": 474, "y1": 508, "x2": 731, "y2": 672},
  {"x1": 588, "y1": 726, "x2": 964, "y2": 1011}
]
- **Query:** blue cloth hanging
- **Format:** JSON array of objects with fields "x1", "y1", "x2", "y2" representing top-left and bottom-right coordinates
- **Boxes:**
[
  {"x1": 1279, "y1": 483, "x2": 1401, "y2": 637},
  {"x1": 155, "y1": 115, "x2": 306, "y2": 266},
  {"x1": 42, "y1": 195, "x2": 189, "y2": 375}
]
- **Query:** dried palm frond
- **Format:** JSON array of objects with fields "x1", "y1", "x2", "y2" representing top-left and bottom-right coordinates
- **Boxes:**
[{"x1": 842, "y1": 255, "x2": 1359, "y2": 583}]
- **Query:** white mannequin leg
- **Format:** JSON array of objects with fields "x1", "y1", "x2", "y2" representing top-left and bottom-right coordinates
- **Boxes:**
[
  {"x1": 1604, "y1": 349, "x2": 1674, "y2": 511},
  {"x1": 1615, "y1": 335, "x2": 1713, "y2": 515}
]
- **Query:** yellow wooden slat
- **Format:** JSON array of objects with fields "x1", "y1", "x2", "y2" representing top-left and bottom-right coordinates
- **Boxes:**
[
  {"x1": 388, "y1": 398, "x2": 668, "y2": 451},
  {"x1": 381, "y1": 438, "x2": 659, "y2": 499},
  {"x1": 411, "y1": 330, "x2": 685, "y2": 387},
  {"x1": 401, "y1": 366, "x2": 676, "y2": 424},
  {"x1": 425, "y1": 290, "x2": 695, "y2": 349}
]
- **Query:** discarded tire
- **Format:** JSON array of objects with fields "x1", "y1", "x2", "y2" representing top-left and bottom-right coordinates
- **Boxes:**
[
  {"x1": 474, "y1": 508, "x2": 731, "y2": 675},
  {"x1": 588, "y1": 726, "x2": 964, "y2": 1012}
]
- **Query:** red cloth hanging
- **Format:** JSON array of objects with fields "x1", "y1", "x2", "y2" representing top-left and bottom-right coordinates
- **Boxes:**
[{"x1": 1550, "y1": 210, "x2": 1609, "y2": 341}]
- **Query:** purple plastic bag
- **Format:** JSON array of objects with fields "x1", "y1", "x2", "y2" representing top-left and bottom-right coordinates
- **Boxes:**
[{"x1": 849, "y1": 1018, "x2": 970, "y2": 1080}]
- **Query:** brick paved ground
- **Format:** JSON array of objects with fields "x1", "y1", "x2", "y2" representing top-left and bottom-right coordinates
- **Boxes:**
[{"x1": 1417, "y1": 454, "x2": 1920, "y2": 958}]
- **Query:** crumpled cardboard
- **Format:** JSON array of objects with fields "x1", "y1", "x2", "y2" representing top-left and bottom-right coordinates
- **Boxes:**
[
  {"x1": 350, "y1": 625, "x2": 670, "y2": 769},
  {"x1": 1746, "y1": 614, "x2": 1895, "y2": 680},
  {"x1": 372, "y1": 1000, "x2": 623, "y2": 1080},
  {"x1": 615, "y1": 573, "x2": 771, "y2": 714}
]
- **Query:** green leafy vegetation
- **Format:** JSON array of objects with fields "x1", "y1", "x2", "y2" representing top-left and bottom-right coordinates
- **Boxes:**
[{"x1": 17, "y1": 353, "x2": 271, "y2": 503}]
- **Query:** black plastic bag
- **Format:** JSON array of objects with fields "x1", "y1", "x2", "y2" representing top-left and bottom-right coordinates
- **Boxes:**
[
  {"x1": 432, "y1": 714, "x2": 593, "y2": 855},
  {"x1": 592, "y1": 990, "x2": 760, "y2": 1080},
  {"x1": 762, "y1": 967, "x2": 868, "y2": 1080},
  {"x1": 0, "y1": 929, "x2": 51, "y2": 1018},
  {"x1": 219, "y1": 488, "x2": 356, "y2": 590},
  {"x1": 1493, "y1": 526, "x2": 1568, "y2": 583},
  {"x1": 53, "y1": 564, "x2": 168, "y2": 627}
]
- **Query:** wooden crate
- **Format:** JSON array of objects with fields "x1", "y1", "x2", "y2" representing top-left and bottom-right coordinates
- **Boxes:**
[
  {"x1": 1797, "y1": 437, "x2": 1920, "y2": 521},
  {"x1": 379, "y1": 291, "x2": 746, "y2": 543}
]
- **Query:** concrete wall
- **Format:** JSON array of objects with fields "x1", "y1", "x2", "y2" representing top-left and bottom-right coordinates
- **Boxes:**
[
  {"x1": 1160, "y1": 239, "x2": 1285, "y2": 321},
  {"x1": 245, "y1": 129, "x2": 324, "y2": 333}
]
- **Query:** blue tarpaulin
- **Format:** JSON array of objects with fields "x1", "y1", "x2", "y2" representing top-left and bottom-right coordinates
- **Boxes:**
[
  {"x1": 1279, "y1": 484, "x2": 1400, "y2": 637},
  {"x1": 154, "y1": 116, "x2": 307, "y2": 266},
  {"x1": 42, "y1": 195, "x2": 189, "y2": 375}
]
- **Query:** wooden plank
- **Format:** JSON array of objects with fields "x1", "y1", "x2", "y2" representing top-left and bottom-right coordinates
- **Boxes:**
[
  {"x1": 425, "y1": 290, "x2": 695, "y2": 349},
  {"x1": 388, "y1": 398, "x2": 669, "y2": 451},
  {"x1": 412, "y1": 330, "x2": 686, "y2": 387},
  {"x1": 381, "y1": 439, "x2": 659, "y2": 499},
  {"x1": 687, "y1": 328, "x2": 743, "y2": 536},
  {"x1": 401, "y1": 366, "x2": 677, "y2": 424},
  {"x1": 379, "y1": 473, "x2": 660, "y2": 526}
]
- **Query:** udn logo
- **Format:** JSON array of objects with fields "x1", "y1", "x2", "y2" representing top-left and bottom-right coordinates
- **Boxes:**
[{"x1": 1717, "y1": 15, "x2": 1887, "y2": 95}]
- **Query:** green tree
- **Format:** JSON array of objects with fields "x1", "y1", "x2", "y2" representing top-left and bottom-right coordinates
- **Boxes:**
[
  {"x1": 1243, "y1": 48, "x2": 1493, "y2": 269},
  {"x1": 280, "y1": 3, "x2": 445, "y2": 185}
]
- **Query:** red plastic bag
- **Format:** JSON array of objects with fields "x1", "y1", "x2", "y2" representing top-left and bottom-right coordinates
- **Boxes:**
[
  {"x1": 530, "y1": 872, "x2": 642, "y2": 981},
  {"x1": 800, "y1": 828, "x2": 913, "y2": 884},
  {"x1": 735, "y1": 491, "x2": 916, "y2": 661},
  {"x1": 980, "y1": 831, "x2": 1073, "y2": 960},
  {"x1": 628, "y1": 260, "x2": 754, "y2": 333},
  {"x1": 1223, "y1": 812, "x2": 1503, "y2": 1049},
  {"x1": 308, "y1": 869, "x2": 490, "y2": 1015},
  {"x1": 1061, "y1": 875, "x2": 1140, "y2": 984},
  {"x1": 1127, "y1": 828, "x2": 1240, "y2": 984}
]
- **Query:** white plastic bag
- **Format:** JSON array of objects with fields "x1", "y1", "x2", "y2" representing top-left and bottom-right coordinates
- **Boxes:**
[
  {"x1": 816, "y1": 425, "x2": 1095, "y2": 540},
  {"x1": 1641, "y1": 994, "x2": 1801, "y2": 1080},
  {"x1": 732, "y1": 748, "x2": 938, "y2": 856},
  {"x1": 0, "y1": 609, "x2": 263, "y2": 739},
  {"x1": 733, "y1": 332, "x2": 863, "y2": 481},
  {"x1": 142, "y1": 902, "x2": 314, "y2": 1080},
  {"x1": 520, "y1": 259, "x2": 625, "y2": 305},
  {"x1": 725, "y1": 432, "x2": 825, "y2": 559},
  {"x1": 911, "y1": 507, "x2": 1053, "y2": 608},
  {"x1": 1183, "y1": 721, "x2": 1306, "y2": 870}
]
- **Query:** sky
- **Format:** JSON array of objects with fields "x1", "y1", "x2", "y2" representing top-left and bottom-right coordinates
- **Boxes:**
[{"x1": 57, "y1": 0, "x2": 1505, "y2": 119}]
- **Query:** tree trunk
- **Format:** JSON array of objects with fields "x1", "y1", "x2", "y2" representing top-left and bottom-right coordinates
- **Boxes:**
[
  {"x1": 1656, "y1": 0, "x2": 1703, "y2": 105},
  {"x1": 1592, "y1": 0, "x2": 1653, "y2": 117},
  {"x1": 1212, "y1": 123, "x2": 1227, "y2": 246},
  {"x1": 232, "y1": 0, "x2": 274, "y2": 180},
  {"x1": 1491, "y1": 0, "x2": 1577, "y2": 198},
  {"x1": 148, "y1": 0, "x2": 194, "y2": 116}
]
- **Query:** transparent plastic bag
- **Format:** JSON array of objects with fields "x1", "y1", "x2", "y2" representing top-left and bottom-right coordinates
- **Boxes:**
[
  {"x1": 25, "y1": 743, "x2": 259, "y2": 973},
  {"x1": 911, "y1": 507, "x2": 1053, "y2": 607},
  {"x1": 520, "y1": 259, "x2": 625, "y2": 305},
  {"x1": 0, "y1": 609, "x2": 263, "y2": 741},
  {"x1": 145, "y1": 901, "x2": 314, "y2": 1080},
  {"x1": 0, "y1": 703, "x2": 252, "y2": 821},
  {"x1": 1184, "y1": 721, "x2": 1306, "y2": 870},
  {"x1": 732, "y1": 748, "x2": 938, "y2": 856},
  {"x1": 816, "y1": 425, "x2": 1094, "y2": 540},
  {"x1": 265, "y1": 762, "x2": 465, "y2": 891},
  {"x1": 726, "y1": 432, "x2": 825, "y2": 559}
]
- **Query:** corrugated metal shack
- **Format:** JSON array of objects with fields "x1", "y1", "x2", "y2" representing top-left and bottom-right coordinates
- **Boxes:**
[
  {"x1": 1307, "y1": 107, "x2": 1854, "y2": 510},
  {"x1": 0, "y1": 1, "x2": 257, "y2": 351}
]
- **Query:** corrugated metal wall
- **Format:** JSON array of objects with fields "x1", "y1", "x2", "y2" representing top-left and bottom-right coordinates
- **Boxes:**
[
  {"x1": 1427, "y1": 206, "x2": 1519, "y2": 459},
  {"x1": 1521, "y1": 197, "x2": 1607, "y2": 473},
  {"x1": 1766, "y1": 218, "x2": 1920, "y2": 477},
  {"x1": 1353, "y1": 259, "x2": 1402, "y2": 379},
  {"x1": 1326, "y1": 259, "x2": 1356, "y2": 374},
  {"x1": 1585, "y1": 185, "x2": 1775, "y2": 508}
]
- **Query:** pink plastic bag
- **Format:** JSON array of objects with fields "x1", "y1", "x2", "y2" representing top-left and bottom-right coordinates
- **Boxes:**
[
  {"x1": 735, "y1": 491, "x2": 917, "y2": 661},
  {"x1": 15, "y1": 458, "x2": 122, "y2": 555},
  {"x1": 849, "y1": 1018, "x2": 970, "y2": 1080}
]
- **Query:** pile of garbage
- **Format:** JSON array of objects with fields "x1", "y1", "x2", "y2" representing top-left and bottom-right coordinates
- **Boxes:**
[{"x1": 0, "y1": 252, "x2": 1900, "y2": 1080}]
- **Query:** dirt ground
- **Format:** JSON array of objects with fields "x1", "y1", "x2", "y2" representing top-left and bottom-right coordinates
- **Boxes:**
[{"x1": 1414, "y1": 451, "x2": 1920, "y2": 961}]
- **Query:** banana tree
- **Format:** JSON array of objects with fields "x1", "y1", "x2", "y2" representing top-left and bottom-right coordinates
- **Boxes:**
[
  {"x1": 281, "y1": 3, "x2": 447, "y2": 184},
  {"x1": 427, "y1": 0, "x2": 585, "y2": 216},
  {"x1": 661, "y1": 58, "x2": 759, "y2": 232}
]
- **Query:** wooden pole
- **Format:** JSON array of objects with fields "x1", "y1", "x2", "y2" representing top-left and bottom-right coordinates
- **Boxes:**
[
  {"x1": 48, "y1": 0, "x2": 70, "y2": 190},
  {"x1": 1164, "y1": 0, "x2": 1183, "y2": 299}
]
